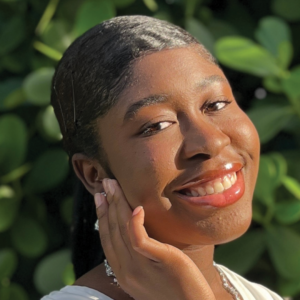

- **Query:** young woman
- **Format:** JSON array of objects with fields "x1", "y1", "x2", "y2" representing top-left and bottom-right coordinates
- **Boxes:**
[{"x1": 42, "y1": 15, "x2": 283, "y2": 300}]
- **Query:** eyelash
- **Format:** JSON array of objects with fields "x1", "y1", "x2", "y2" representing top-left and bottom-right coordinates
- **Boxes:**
[{"x1": 140, "y1": 100, "x2": 232, "y2": 136}]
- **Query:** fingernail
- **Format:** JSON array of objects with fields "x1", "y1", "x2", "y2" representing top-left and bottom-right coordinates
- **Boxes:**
[
  {"x1": 108, "y1": 179, "x2": 115, "y2": 196},
  {"x1": 102, "y1": 179, "x2": 108, "y2": 194},
  {"x1": 95, "y1": 193, "x2": 103, "y2": 208},
  {"x1": 132, "y1": 206, "x2": 143, "y2": 216}
]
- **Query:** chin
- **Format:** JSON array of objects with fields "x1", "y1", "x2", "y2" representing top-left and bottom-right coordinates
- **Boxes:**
[
  {"x1": 213, "y1": 202, "x2": 253, "y2": 246},
  {"x1": 188, "y1": 197, "x2": 253, "y2": 246}
]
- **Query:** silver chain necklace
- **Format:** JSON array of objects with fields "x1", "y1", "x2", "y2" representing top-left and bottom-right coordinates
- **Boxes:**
[
  {"x1": 104, "y1": 259, "x2": 242, "y2": 300},
  {"x1": 213, "y1": 262, "x2": 243, "y2": 300}
]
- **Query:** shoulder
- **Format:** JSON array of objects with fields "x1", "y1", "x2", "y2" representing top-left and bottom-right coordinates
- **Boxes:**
[
  {"x1": 40, "y1": 285, "x2": 113, "y2": 300},
  {"x1": 216, "y1": 264, "x2": 283, "y2": 300}
]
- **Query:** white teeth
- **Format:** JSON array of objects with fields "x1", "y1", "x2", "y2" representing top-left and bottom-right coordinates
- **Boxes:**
[
  {"x1": 197, "y1": 187, "x2": 206, "y2": 196},
  {"x1": 223, "y1": 176, "x2": 232, "y2": 189},
  {"x1": 230, "y1": 175, "x2": 236, "y2": 185},
  {"x1": 205, "y1": 185, "x2": 215, "y2": 195},
  {"x1": 191, "y1": 190, "x2": 199, "y2": 197},
  {"x1": 181, "y1": 172, "x2": 238, "y2": 197},
  {"x1": 214, "y1": 182, "x2": 224, "y2": 193}
]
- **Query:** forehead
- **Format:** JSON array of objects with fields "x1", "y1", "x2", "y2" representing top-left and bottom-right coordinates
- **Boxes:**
[{"x1": 119, "y1": 46, "x2": 226, "y2": 104}]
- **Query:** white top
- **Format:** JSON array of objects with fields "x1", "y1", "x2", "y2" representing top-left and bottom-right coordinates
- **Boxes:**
[{"x1": 41, "y1": 264, "x2": 283, "y2": 300}]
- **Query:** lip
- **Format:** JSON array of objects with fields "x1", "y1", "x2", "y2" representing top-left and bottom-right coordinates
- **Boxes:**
[
  {"x1": 174, "y1": 162, "x2": 243, "y2": 192},
  {"x1": 174, "y1": 169, "x2": 245, "y2": 207}
]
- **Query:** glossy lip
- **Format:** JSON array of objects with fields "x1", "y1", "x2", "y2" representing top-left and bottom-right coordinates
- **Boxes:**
[
  {"x1": 173, "y1": 162, "x2": 243, "y2": 192},
  {"x1": 174, "y1": 169, "x2": 245, "y2": 207}
]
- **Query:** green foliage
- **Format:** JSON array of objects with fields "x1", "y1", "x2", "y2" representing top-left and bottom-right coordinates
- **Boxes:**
[
  {"x1": 0, "y1": 0, "x2": 300, "y2": 299},
  {"x1": 73, "y1": 0, "x2": 116, "y2": 36},
  {"x1": 215, "y1": 37, "x2": 283, "y2": 77},
  {"x1": 0, "y1": 115, "x2": 27, "y2": 175},
  {"x1": 33, "y1": 249, "x2": 72, "y2": 295},
  {"x1": 23, "y1": 68, "x2": 55, "y2": 106}
]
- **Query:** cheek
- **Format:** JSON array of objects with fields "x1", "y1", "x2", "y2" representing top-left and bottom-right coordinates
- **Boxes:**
[
  {"x1": 227, "y1": 110, "x2": 260, "y2": 162},
  {"x1": 108, "y1": 135, "x2": 179, "y2": 209}
]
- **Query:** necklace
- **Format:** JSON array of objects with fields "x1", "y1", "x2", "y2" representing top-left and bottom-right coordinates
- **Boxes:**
[
  {"x1": 213, "y1": 262, "x2": 242, "y2": 300},
  {"x1": 104, "y1": 259, "x2": 242, "y2": 300}
]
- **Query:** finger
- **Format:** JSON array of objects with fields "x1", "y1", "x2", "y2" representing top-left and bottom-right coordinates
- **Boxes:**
[
  {"x1": 129, "y1": 206, "x2": 170, "y2": 262},
  {"x1": 94, "y1": 192, "x2": 118, "y2": 269},
  {"x1": 104, "y1": 179, "x2": 133, "y2": 262},
  {"x1": 110, "y1": 180, "x2": 136, "y2": 256}
]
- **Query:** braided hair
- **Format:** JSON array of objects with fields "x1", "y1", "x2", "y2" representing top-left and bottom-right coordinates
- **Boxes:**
[{"x1": 51, "y1": 15, "x2": 216, "y2": 278}]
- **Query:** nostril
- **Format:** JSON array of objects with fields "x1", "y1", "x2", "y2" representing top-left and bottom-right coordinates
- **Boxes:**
[{"x1": 190, "y1": 153, "x2": 211, "y2": 161}]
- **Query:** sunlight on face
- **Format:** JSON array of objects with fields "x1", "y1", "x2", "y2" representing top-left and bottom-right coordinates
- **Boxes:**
[{"x1": 98, "y1": 46, "x2": 260, "y2": 248}]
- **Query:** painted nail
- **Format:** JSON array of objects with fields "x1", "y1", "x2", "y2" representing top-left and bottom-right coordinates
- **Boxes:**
[
  {"x1": 108, "y1": 180, "x2": 115, "y2": 196},
  {"x1": 102, "y1": 179, "x2": 108, "y2": 194},
  {"x1": 132, "y1": 206, "x2": 143, "y2": 216},
  {"x1": 95, "y1": 193, "x2": 103, "y2": 208}
]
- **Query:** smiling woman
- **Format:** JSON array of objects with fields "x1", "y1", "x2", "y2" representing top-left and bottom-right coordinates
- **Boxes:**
[{"x1": 42, "y1": 15, "x2": 283, "y2": 300}]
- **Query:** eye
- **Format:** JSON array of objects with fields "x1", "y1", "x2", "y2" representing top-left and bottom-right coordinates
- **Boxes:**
[
  {"x1": 204, "y1": 100, "x2": 232, "y2": 113},
  {"x1": 141, "y1": 121, "x2": 173, "y2": 136}
]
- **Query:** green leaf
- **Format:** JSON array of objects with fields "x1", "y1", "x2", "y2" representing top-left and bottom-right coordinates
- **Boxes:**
[
  {"x1": 0, "y1": 249, "x2": 17, "y2": 281},
  {"x1": 282, "y1": 67, "x2": 300, "y2": 99},
  {"x1": 275, "y1": 201, "x2": 300, "y2": 224},
  {"x1": 254, "y1": 155, "x2": 285, "y2": 205},
  {"x1": 24, "y1": 149, "x2": 69, "y2": 194},
  {"x1": 269, "y1": 152, "x2": 287, "y2": 187},
  {"x1": 23, "y1": 68, "x2": 55, "y2": 106},
  {"x1": 74, "y1": 0, "x2": 116, "y2": 36},
  {"x1": 62, "y1": 263, "x2": 75, "y2": 285},
  {"x1": 185, "y1": 18, "x2": 215, "y2": 54},
  {"x1": 272, "y1": 0, "x2": 300, "y2": 22},
  {"x1": 215, "y1": 230, "x2": 265, "y2": 275},
  {"x1": 247, "y1": 104, "x2": 293, "y2": 144},
  {"x1": 255, "y1": 17, "x2": 291, "y2": 58},
  {"x1": 143, "y1": 0, "x2": 158, "y2": 11},
  {"x1": 3, "y1": 89, "x2": 26, "y2": 110},
  {"x1": 266, "y1": 226, "x2": 300, "y2": 279},
  {"x1": 0, "y1": 163, "x2": 31, "y2": 184},
  {"x1": 0, "y1": 79, "x2": 22, "y2": 111},
  {"x1": 215, "y1": 37, "x2": 282, "y2": 77},
  {"x1": 0, "y1": 115, "x2": 27, "y2": 175},
  {"x1": 282, "y1": 176, "x2": 300, "y2": 200},
  {"x1": 0, "y1": 283, "x2": 28, "y2": 300},
  {"x1": 34, "y1": 250, "x2": 72, "y2": 294},
  {"x1": 41, "y1": 20, "x2": 73, "y2": 53},
  {"x1": 0, "y1": 186, "x2": 18, "y2": 232},
  {"x1": 11, "y1": 216, "x2": 47, "y2": 257},
  {"x1": 263, "y1": 76, "x2": 283, "y2": 93},
  {"x1": 0, "y1": 17, "x2": 25, "y2": 56},
  {"x1": 277, "y1": 41, "x2": 293, "y2": 70},
  {"x1": 37, "y1": 105, "x2": 62, "y2": 142},
  {"x1": 112, "y1": 0, "x2": 135, "y2": 8}
]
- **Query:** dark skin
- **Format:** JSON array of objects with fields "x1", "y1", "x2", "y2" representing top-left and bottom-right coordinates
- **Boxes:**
[{"x1": 72, "y1": 46, "x2": 260, "y2": 299}]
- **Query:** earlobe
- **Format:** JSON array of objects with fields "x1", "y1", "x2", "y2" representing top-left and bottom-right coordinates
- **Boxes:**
[{"x1": 72, "y1": 153, "x2": 107, "y2": 195}]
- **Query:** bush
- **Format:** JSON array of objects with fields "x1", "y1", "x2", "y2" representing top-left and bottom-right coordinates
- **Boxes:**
[{"x1": 0, "y1": 0, "x2": 300, "y2": 299}]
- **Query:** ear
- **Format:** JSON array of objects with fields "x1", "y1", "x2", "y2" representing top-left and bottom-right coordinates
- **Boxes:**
[{"x1": 72, "y1": 153, "x2": 108, "y2": 195}]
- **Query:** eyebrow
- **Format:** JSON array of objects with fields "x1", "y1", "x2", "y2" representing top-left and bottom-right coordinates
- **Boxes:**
[{"x1": 123, "y1": 75, "x2": 227, "y2": 123}]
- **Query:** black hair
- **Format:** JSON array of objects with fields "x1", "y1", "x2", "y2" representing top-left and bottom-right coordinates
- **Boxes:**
[{"x1": 51, "y1": 15, "x2": 216, "y2": 278}]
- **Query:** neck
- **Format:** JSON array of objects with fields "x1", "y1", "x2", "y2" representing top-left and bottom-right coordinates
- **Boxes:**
[{"x1": 182, "y1": 245, "x2": 220, "y2": 290}]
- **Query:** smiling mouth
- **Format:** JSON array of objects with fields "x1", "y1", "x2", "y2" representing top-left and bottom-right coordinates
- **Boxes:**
[
  {"x1": 175, "y1": 170, "x2": 245, "y2": 207},
  {"x1": 179, "y1": 172, "x2": 237, "y2": 197}
]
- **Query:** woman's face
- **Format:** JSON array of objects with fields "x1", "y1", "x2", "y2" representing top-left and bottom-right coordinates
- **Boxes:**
[{"x1": 97, "y1": 46, "x2": 260, "y2": 248}]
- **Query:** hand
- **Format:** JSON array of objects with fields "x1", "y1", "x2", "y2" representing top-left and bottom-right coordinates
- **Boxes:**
[{"x1": 94, "y1": 178, "x2": 216, "y2": 300}]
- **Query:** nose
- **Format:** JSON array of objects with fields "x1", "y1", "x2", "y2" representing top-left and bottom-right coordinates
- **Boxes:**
[{"x1": 181, "y1": 116, "x2": 230, "y2": 160}]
